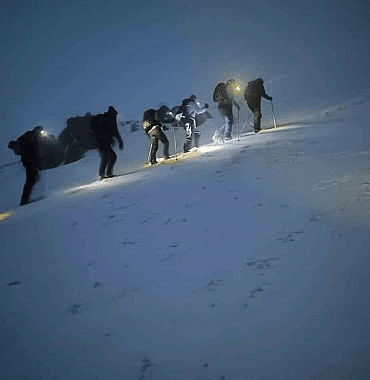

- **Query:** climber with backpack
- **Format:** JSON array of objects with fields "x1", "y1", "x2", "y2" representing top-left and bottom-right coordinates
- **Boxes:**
[
  {"x1": 90, "y1": 106, "x2": 123, "y2": 180},
  {"x1": 8, "y1": 126, "x2": 45, "y2": 205},
  {"x1": 212, "y1": 79, "x2": 240, "y2": 141},
  {"x1": 142, "y1": 106, "x2": 171, "y2": 165},
  {"x1": 244, "y1": 78, "x2": 273, "y2": 133},
  {"x1": 174, "y1": 95, "x2": 209, "y2": 153}
]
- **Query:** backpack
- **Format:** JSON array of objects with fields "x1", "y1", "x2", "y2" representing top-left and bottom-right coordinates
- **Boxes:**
[
  {"x1": 157, "y1": 105, "x2": 175, "y2": 124},
  {"x1": 142, "y1": 109, "x2": 157, "y2": 133},
  {"x1": 15, "y1": 131, "x2": 37, "y2": 156},
  {"x1": 244, "y1": 78, "x2": 264, "y2": 100},
  {"x1": 38, "y1": 134, "x2": 65, "y2": 170},
  {"x1": 9, "y1": 140, "x2": 23, "y2": 156},
  {"x1": 12, "y1": 129, "x2": 64, "y2": 170},
  {"x1": 61, "y1": 113, "x2": 97, "y2": 151},
  {"x1": 91, "y1": 113, "x2": 108, "y2": 139},
  {"x1": 213, "y1": 82, "x2": 227, "y2": 103}
]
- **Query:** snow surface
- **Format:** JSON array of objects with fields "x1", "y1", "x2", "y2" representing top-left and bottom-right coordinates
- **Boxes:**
[{"x1": 1, "y1": 92, "x2": 370, "y2": 379}]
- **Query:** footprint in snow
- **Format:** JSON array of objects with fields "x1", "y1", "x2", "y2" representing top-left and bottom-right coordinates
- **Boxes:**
[
  {"x1": 122, "y1": 239, "x2": 135, "y2": 246},
  {"x1": 68, "y1": 304, "x2": 83, "y2": 314},
  {"x1": 117, "y1": 289, "x2": 140, "y2": 299},
  {"x1": 160, "y1": 252, "x2": 177, "y2": 262},
  {"x1": 118, "y1": 203, "x2": 137, "y2": 210},
  {"x1": 267, "y1": 156, "x2": 296, "y2": 164},
  {"x1": 161, "y1": 243, "x2": 182, "y2": 262},
  {"x1": 246, "y1": 257, "x2": 281, "y2": 270},
  {"x1": 279, "y1": 203, "x2": 291, "y2": 210},
  {"x1": 5, "y1": 281, "x2": 22, "y2": 287},
  {"x1": 242, "y1": 283, "x2": 274, "y2": 309},
  {"x1": 248, "y1": 283, "x2": 272, "y2": 299},
  {"x1": 276, "y1": 230, "x2": 304, "y2": 243},
  {"x1": 163, "y1": 218, "x2": 187, "y2": 225},
  {"x1": 204, "y1": 279, "x2": 222, "y2": 291},
  {"x1": 240, "y1": 145, "x2": 251, "y2": 153},
  {"x1": 138, "y1": 356, "x2": 155, "y2": 380}
]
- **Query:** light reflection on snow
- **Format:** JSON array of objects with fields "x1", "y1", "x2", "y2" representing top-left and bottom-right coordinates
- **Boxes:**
[
  {"x1": 63, "y1": 172, "x2": 141, "y2": 195},
  {"x1": 198, "y1": 145, "x2": 224, "y2": 154},
  {"x1": 0, "y1": 211, "x2": 14, "y2": 221}
]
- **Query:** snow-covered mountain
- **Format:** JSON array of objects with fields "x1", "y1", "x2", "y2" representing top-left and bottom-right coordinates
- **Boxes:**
[{"x1": 1, "y1": 91, "x2": 370, "y2": 380}]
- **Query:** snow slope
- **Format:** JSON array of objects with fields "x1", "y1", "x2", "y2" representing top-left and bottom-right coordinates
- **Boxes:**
[{"x1": 1, "y1": 92, "x2": 370, "y2": 380}]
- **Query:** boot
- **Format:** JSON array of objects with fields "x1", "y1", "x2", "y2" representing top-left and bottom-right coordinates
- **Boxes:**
[
  {"x1": 183, "y1": 139, "x2": 192, "y2": 153},
  {"x1": 194, "y1": 133, "x2": 200, "y2": 148}
]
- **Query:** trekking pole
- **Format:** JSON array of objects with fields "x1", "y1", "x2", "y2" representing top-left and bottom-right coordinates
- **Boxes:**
[
  {"x1": 172, "y1": 124, "x2": 178, "y2": 161},
  {"x1": 147, "y1": 142, "x2": 152, "y2": 164},
  {"x1": 237, "y1": 108, "x2": 240, "y2": 141},
  {"x1": 271, "y1": 100, "x2": 277, "y2": 128},
  {"x1": 240, "y1": 113, "x2": 253, "y2": 134},
  {"x1": 240, "y1": 120, "x2": 248, "y2": 134}
]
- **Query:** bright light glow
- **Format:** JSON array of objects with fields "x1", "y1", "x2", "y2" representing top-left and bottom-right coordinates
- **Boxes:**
[
  {"x1": 40, "y1": 130, "x2": 48, "y2": 136},
  {"x1": 0, "y1": 212, "x2": 14, "y2": 222},
  {"x1": 64, "y1": 171, "x2": 144, "y2": 196},
  {"x1": 231, "y1": 80, "x2": 243, "y2": 94},
  {"x1": 199, "y1": 144, "x2": 224, "y2": 154}
]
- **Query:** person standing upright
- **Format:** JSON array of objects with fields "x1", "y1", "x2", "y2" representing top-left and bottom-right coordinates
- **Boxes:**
[
  {"x1": 91, "y1": 106, "x2": 123, "y2": 180},
  {"x1": 213, "y1": 79, "x2": 240, "y2": 141},
  {"x1": 244, "y1": 78, "x2": 272, "y2": 133}
]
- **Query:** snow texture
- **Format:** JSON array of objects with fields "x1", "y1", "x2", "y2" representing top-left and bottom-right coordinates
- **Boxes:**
[{"x1": 1, "y1": 91, "x2": 370, "y2": 379}]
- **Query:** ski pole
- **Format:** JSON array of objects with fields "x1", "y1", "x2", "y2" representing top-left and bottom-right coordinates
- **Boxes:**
[{"x1": 271, "y1": 100, "x2": 277, "y2": 128}]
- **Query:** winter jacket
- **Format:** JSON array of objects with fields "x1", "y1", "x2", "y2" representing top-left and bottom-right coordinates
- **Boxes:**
[
  {"x1": 175, "y1": 97, "x2": 209, "y2": 127},
  {"x1": 185, "y1": 99, "x2": 209, "y2": 119}
]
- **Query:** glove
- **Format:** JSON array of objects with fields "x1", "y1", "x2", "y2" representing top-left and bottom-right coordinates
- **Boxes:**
[
  {"x1": 268, "y1": 96, "x2": 273, "y2": 101},
  {"x1": 205, "y1": 103, "x2": 209, "y2": 108},
  {"x1": 119, "y1": 141, "x2": 124, "y2": 150},
  {"x1": 162, "y1": 125, "x2": 169, "y2": 131}
]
